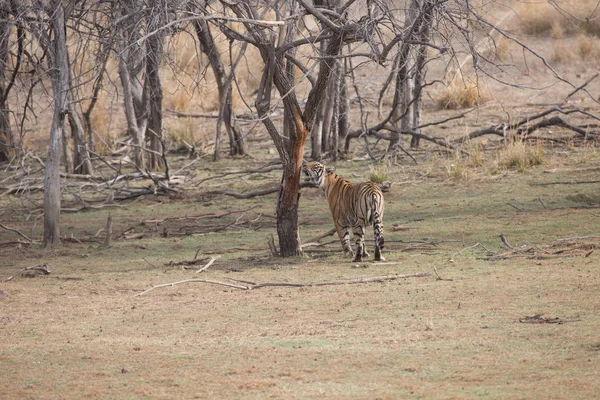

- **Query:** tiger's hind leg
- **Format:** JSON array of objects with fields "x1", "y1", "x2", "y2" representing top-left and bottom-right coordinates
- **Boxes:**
[
  {"x1": 335, "y1": 223, "x2": 354, "y2": 258},
  {"x1": 352, "y1": 224, "x2": 366, "y2": 262},
  {"x1": 373, "y1": 210, "x2": 385, "y2": 261}
]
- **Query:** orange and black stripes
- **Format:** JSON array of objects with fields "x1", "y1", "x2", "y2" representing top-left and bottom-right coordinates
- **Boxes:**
[{"x1": 302, "y1": 161, "x2": 385, "y2": 262}]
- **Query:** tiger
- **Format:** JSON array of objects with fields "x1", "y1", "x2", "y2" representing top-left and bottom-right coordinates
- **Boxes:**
[{"x1": 302, "y1": 161, "x2": 385, "y2": 262}]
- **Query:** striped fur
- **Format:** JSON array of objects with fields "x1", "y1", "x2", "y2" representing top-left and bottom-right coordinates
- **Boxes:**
[{"x1": 303, "y1": 161, "x2": 385, "y2": 262}]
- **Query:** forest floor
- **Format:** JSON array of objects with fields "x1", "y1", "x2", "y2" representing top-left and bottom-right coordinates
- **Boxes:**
[{"x1": 1, "y1": 143, "x2": 599, "y2": 399}]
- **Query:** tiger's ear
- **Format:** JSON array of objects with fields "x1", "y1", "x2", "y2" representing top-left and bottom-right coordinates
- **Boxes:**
[
  {"x1": 302, "y1": 159, "x2": 307, "y2": 167},
  {"x1": 325, "y1": 166, "x2": 335, "y2": 175}
]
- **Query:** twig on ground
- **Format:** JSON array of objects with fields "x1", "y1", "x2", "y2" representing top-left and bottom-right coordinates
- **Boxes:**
[
  {"x1": 499, "y1": 233, "x2": 515, "y2": 249},
  {"x1": 519, "y1": 314, "x2": 581, "y2": 324},
  {"x1": 134, "y1": 279, "x2": 249, "y2": 296},
  {"x1": 531, "y1": 180, "x2": 600, "y2": 186},
  {"x1": 434, "y1": 266, "x2": 453, "y2": 281},
  {"x1": 134, "y1": 271, "x2": 432, "y2": 296},
  {"x1": 449, "y1": 242, "x2": 481, "y2": 262},
  {"x1": 304, "y1": 228, "x2": 337, "y2": 244},
  {"x1": 143, "y1": 258, "x2": 159, "y2": 268},
  {"x1": 195, "y1": 257, "x2": 217, "y2": 273}
]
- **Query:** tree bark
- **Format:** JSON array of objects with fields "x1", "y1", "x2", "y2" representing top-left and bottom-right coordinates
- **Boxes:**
[
  {"x1": 191, "y1": 2, "x2": 245, "y2": 160},
  {"x1": 144, "y1": 6, "x2": 165, "y2": 171},
  {"x1": 68, "y1": 99, "x2": 93, "y2": 175},
  {"x1": 338, "y1": 64, "x2": 349, "y2": 151},
  {"x1": 117, "y1": 0, "x2": 147, "y2": 169},
  {"x1": 118, "y1": 55, "x2": 146, "y2": 168},
  {"x1": 410, "y1": 0, "x2": 434, "y2": 148},
  {"x1": 42, "y1": 2, "x2": 70, "y2": 246},
  {"x1": 0, "y1": 4, "x2": 15, "y2": 162}
]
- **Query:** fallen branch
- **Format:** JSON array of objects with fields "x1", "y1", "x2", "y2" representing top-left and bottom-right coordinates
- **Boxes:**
[
  {"x1": 519, "y1": 314, "x2": 580, "y2": 324},
  {"x1": 449, "y1": 242, "x2": 481, "y2": 262},
  {"x1": 195, "y1": 257, "x2": 217, "y2": 273},
  {"x1": 303, "y1": 228, "x2": 337, "y2": 244},
  {"x1": 134, "y1": 271, "x2": 432, "y2": 296},
  {"x1": 203, "y1": 182, "x2": 315, "y2": 199},
  {"x1": 0, "y1": 223, "x2": 32, "y2": 242},
  {"x1": 2, "y1": 264, "x2": 50, "y2": 282},
  {"x1": 195, "y1": 164, "x2": 281, "y2": 186},
  {"x1": 531, "y1": 180, "x2": 600, "y2": 186}
]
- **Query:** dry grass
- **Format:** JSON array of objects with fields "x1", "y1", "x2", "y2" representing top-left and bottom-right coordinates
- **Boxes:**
[
  {"x1": 517, "y1": 0, "x2": 600, "y2": 37},
  {"x1": 552, "y1": 42, "x2": 576, "y2": 63},
  {"x1": 368, "y1": 162, "x2": 389, "y2": 183},
  {"x1": 497, "y1": 140, "x2": 545, "y2": 172},
  {"x1": 576, "y1": 35, "x2": 597, "y2": 59},
  {"x1": 443, "y1": 154, "x2": 470, "y2": 182},
  {"x1": 435, "y1": 78, "x2": 488, "y2": 110}
]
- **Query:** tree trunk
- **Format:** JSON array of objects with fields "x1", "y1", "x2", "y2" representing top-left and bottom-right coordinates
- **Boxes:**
[
  {"x1": 277, "y1": 103, "x2": 308, "y2": 257},
  {"x1": 68, "y1": 100, "x2": 93, "y2": 175},
  {"x1": 144, "y1": 13, "x2": 165, "y2": 171},
  {"x1": 191, "y1": 2, "x2": 245, "y2": 159},
  {"x1": 338, "y1": 64, "x2": 349, "y2": 152},
  {"x1": 118, "y1": 55, "x2": 146, "y2": 168},
  {"x1": 117, "y1": 0, "x2": 147, "y2": 169},
  {"x1": 310, "y1": 37, "x2": 327, "y2": 160},
  {"x1": 410, "y1": 0, "x2": 434, "y2": 148},
  {"x1": 43, "y1": 3, "x2": 70, "y2": 246},
  {"x1": 320, "y1": 75, "x2": 336, "y2": 153},
  {"x1": 0, "y1": 4, "x2": 14, "y2": 162},
  {"x1": 311, "y1": 103, "x2": 324, "y2": 160}
]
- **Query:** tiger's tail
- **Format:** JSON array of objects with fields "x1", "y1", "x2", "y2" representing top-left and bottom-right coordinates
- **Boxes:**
[{"x1": 372, "y1": 193, "x2": 384, "y2": 261}]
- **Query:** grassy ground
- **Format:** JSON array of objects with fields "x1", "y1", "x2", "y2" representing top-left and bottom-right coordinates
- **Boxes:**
[{"x1": 1, "y1": 145, "x2": 599, "y2": 399}]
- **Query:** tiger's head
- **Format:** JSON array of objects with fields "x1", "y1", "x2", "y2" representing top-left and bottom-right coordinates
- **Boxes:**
[{"x1": 302, "y1": 160, "x2": 336, "y2": 188}]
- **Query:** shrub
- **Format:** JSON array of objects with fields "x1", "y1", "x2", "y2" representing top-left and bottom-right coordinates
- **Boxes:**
[
  {"x1": 499, "y1": 140, "x2": 544, "y2": 172},
  {"x1": 369, "y1": 162, "x2": 389, "y2": 184},
  {"x1": 435, "y1": 79, "x2": 488, "y2": 110}
]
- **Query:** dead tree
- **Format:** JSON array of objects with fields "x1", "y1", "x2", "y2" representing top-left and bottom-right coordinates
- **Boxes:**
[
  {"x1": 117, "y1": 0, "x2": 148, "y2": 169},
  {"x1": 144, "y1": 0, "x2": 168, "y2": 171},
  {"x1": 190, "y1": 1, "x2": 246, "y2": 160},
  {"x1": 0, "y1": 2, "x2": 16, "y2": 162},
  {"x1": 30, "y1": 0, "x2": 70, "y2": 246}
]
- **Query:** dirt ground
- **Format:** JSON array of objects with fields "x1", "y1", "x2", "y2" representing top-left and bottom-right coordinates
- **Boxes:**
[{"x1": 1, "y1": 147, "x2": 599, "y2": 399}]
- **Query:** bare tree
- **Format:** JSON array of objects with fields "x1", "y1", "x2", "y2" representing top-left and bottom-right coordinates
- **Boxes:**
[
  {"x1": 189, "y1": 1, "x2": 247, "y2": 160},
  {"x1": 144, "y1": 0, "x2": 169, "y2": 170},
  {"x1": 29, "y1": 0, "x2": 71, "y2": 246},
  {"x1": 0, "y1": 1, "x2": 22, "y2": 162},
  {"x1": 117, "y1": 0, "x2": 148, "y2": 169}
]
